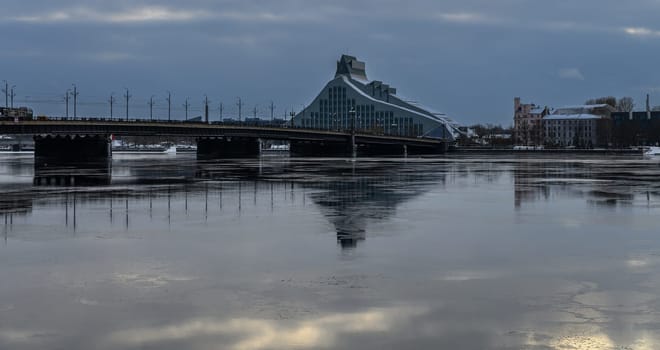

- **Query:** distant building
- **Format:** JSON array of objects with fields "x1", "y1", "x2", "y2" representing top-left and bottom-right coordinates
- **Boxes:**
[
  {"x1": 553, "y1": 104, "x2": 615, "y2": 118},
  {"x1": 513, "y1": 98, "x2": 549, "y2": 146},
  {"x1": 543, "y1": 104, "x2": 613, "y2": 148},
  {"x1": 292, "y1": 55, "x2": 460, "y2": 140},
  {"x1": 611, "y1": 111, "x2": 660, "y2": 147}
]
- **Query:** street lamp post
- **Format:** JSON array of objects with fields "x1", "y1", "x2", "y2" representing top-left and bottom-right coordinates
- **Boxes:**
[
  {"x1": 10, "y1": 85, "x2": 16, "y2": 109},
  {"x1": 71, "y1": 84, "x2": 79, "y2": 118},
  {"x1": 148, "y1": 95, "x2": 155, "y2": 121},
  {"x1": 2, "y1": 80, "x2": 7, "y2": 108},
  {"x1": 237, "y1": 97, "x2": 243, "y2": 122},
  {"x1": 218, "y1": 102, "x2": 224, "y2": 121},
  {"x1": 65, "y1": 89, "x2": 71, "y2": 118},
  {"x1": 349, "y1": 107, "x2": 357, "y2": 158},
  {"x1": 204, "y1": 95, "x2": 210, "y2": 124},
  {"x1": 183, "y1": 98, "x2": 190, "y2": 121},
  {"x1": 166, "y1": 91, "x2": 172, "y2": 122},
  {"x1": 108, "y1": 93, "x2": 114, "y2": 119},
  {"x1": 124, "y1": 88, "x2": 131, "y2": 121}
]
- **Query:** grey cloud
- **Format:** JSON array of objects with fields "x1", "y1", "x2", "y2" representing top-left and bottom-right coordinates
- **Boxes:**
[
  {"x1": 558, "y1": 68, "x2": 585, "y2": 81},
  {"x1": 3, "y1": 0, "x2": 660, "y2": 125}
]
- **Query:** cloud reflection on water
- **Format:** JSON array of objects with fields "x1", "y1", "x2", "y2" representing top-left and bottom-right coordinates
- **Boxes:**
[{"x1": 108, "y1": 306, "x2": 424, "y2": 350}]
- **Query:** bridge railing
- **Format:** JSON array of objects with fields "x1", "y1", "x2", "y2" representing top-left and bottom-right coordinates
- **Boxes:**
[{"x1": 21, "y1": 116, "x2": 438, "y2": 140}]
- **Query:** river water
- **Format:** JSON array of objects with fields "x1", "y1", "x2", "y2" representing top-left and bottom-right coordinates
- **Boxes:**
[{"x1": 1, "y1": 153, "x2": 659, "y2": 350}]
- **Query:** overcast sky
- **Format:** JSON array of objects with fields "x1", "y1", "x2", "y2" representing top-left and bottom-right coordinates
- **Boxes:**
[{"x1": 2, "y1": 0, "x2": 660, "y2": 125}]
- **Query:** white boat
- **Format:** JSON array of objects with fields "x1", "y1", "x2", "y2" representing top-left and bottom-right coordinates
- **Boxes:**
[
  {"x1": 113, "y1": 145, "x2": 177, "y2": 155},
  {"x1": 644, "y1": 146, "x2": 660, "y2": 156}
]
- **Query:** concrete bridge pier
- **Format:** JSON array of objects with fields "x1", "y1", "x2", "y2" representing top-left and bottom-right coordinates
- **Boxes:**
[
  {"x1": 34, "y1": 135, "x2": 112, "y2": 163},
  {"x1": 197, "y1": 137, "x2": 261, "y2": 159},
  {"x1": 289, "y1": 140, "x2": 352, "y2": 157}
]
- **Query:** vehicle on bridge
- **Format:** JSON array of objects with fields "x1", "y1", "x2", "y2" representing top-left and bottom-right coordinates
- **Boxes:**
[{"x1": 0, "y1": 107, "x2": 34, "y2": 121}]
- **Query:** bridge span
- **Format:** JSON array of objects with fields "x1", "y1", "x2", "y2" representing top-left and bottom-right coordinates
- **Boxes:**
[{"x1": 0, "y1": 119, "x2": 449, "y2": 160}]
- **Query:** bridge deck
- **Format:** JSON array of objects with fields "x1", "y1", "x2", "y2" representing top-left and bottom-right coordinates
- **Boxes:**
[{"x1": 0, "y1": 119, "x2": 446, "y2": 147}]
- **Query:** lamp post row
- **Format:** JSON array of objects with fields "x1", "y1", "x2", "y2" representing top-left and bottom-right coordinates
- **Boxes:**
[
  {"x1": 2, "y1": 81, "x2": 17, "y2": 109},
  {"x1": 52, "y1": 87, "x2": 274, "y2": 123},
  {"x1": 2, "y1": 81, "x2": 302, "y2": 125}
]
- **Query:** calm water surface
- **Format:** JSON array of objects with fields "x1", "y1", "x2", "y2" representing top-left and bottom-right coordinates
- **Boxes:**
[{"x1": 1, "y1": 153, "x2": 660, "y2": 349}]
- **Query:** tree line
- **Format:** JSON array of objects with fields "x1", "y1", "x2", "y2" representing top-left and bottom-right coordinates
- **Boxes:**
[{"x1": 584, "y1": 96, "x2": 634, "y2": 112}]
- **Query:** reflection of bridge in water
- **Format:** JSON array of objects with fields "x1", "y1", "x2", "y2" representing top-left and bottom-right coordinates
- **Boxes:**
[{"x1": 2, "y1": 159, "x2": 444, "y2": 249}]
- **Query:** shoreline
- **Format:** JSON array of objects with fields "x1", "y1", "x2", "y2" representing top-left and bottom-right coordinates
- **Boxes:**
[{"x1": 452, "y1": 148, "x2": 643, "y2": 155}]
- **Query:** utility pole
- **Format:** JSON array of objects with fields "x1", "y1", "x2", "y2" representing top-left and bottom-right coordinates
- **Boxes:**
[
  {"x1": 269, "y1": 101, "x2": 275, "y2": 122},
  {"x1": 2, "y1": 80, "x2": 7, "y2": 108},
  {"x1": 183, "y1": 98, "x2": 190, "y2": 121},
  {"x1": 237, "y1": 97, "x2": 242, "y2": 122},
  {"x1": 71, "y1": 84, "x2": 79, "y2": 118},
  {"x1": 148, "y1": 95, "x2": 155, "y2": 121},
  {"x1": 124, "y1": 88, "x2": 131, "y2": 121},
  {"x1": 9, "y1": 86, "x2": 15, "y2": 109},
  {"x1": 108, "y1": 93, "x2": 115, "y2": 119},
  {"x1": 166, "y1": 91, "x2": 172, "y2": 121},
  {"x1": 349, "y1": 107, "x2": 356, "y2": 158},
  {"x1": 65, "y1": 90, "x2": 71, "y2": 118},
  {"x1": 204, "y1": 95, "x2": 210, "y2": 124}
]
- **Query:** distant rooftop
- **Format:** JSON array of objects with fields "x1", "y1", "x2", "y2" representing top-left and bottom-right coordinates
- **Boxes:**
[
  {"x1": 554, "y1": 104, "x2": 615, "y2": 112},
  {"x1": 530, "y1": 106, "x2": 547, "y2": 114},
  {"x1": 560, "y1": 104, "x2": 610, "y2": 108},
  {"x1": 545, "y1": 113, "x2": 601, "y2": 120}
]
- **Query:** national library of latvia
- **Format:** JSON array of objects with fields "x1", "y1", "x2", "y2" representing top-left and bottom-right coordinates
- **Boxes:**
[{"x1": 293, "y1": 55, "x2": 460, "y2": 140}]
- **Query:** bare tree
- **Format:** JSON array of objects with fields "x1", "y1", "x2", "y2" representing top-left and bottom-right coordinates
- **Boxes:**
[
  {"x1": 616, "y1": 97, "x2": 635, "y2": 112},
  {"x1": 585, "y1": 96, "x2": 616, "y2": 108}
]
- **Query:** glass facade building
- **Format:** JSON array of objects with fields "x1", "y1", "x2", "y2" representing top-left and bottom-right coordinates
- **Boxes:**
[{"x1": 293, "y1": 55, "x2": 459, "y2": 141}]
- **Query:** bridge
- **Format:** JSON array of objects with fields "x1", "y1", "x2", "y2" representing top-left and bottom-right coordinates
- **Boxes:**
[{"x1": 0, "y1": 118, "x2": 449, "y2": 161}]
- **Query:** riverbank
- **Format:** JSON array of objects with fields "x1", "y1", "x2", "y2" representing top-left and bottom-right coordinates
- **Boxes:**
[{"x1": 453, "y1": 147, "x2": 643, "y2": 155}]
